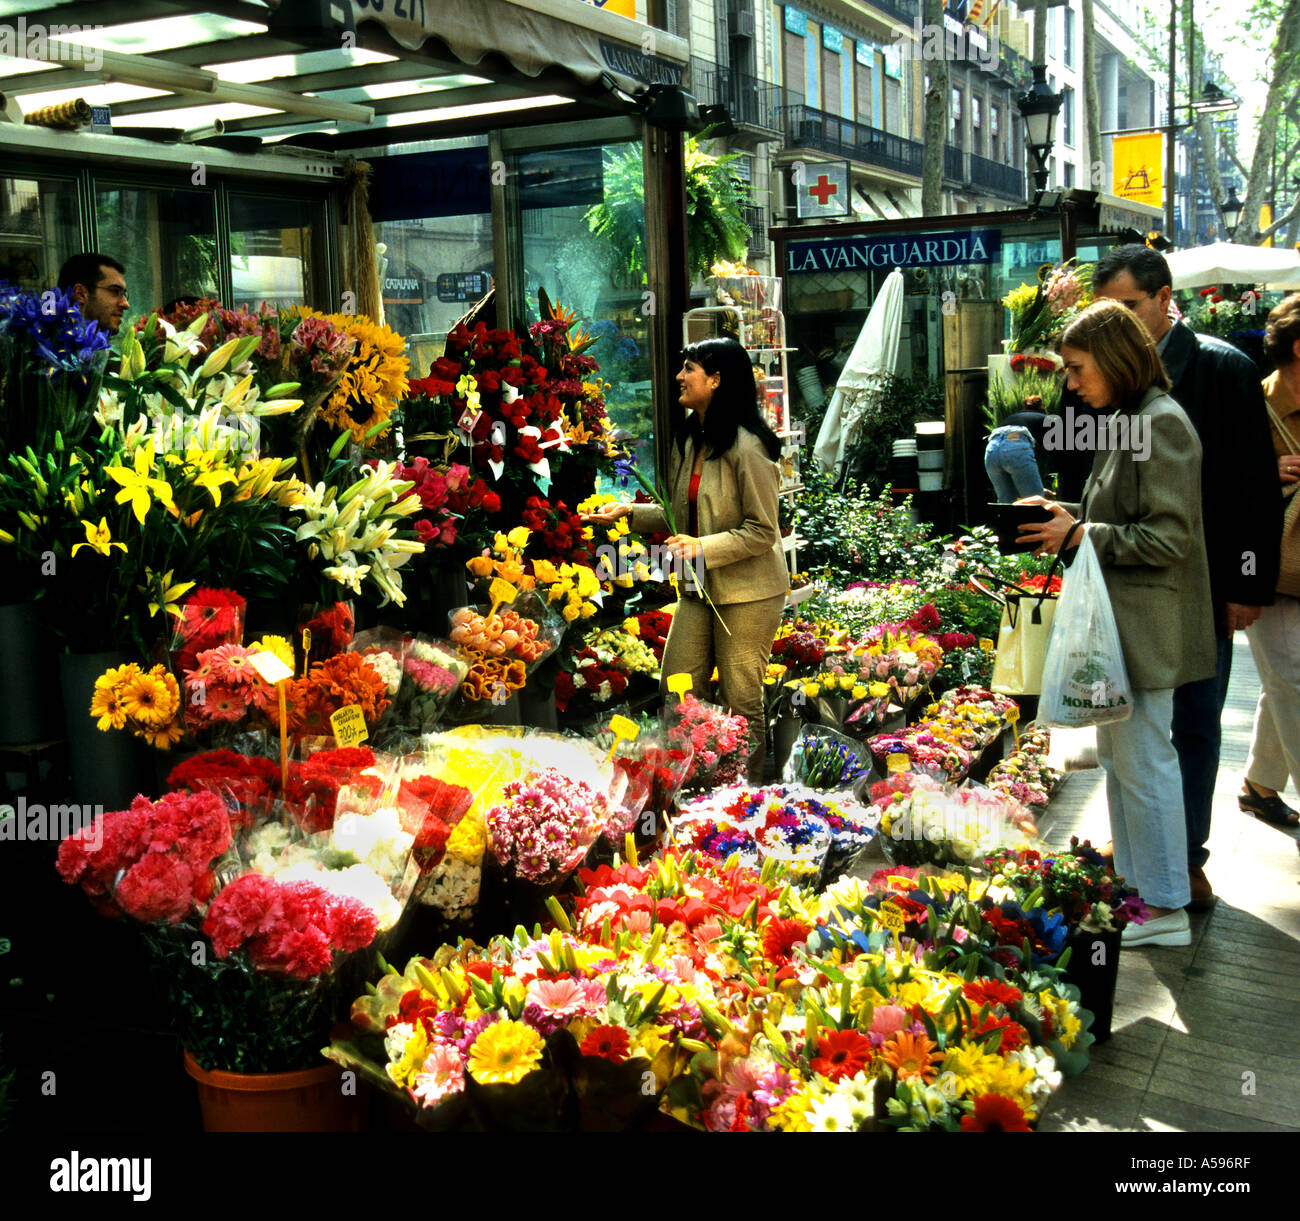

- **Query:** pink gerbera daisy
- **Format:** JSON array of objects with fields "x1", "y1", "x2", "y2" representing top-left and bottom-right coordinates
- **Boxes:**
[
  {"x1": 201, "y1": 682, "x2": 249, "y2": 724},
  {"x1": 207, "y1": 642, "x2": 255, "y2": 686},
  {"x1": 410, "y1": 1043, "x2": 466, "y2": 1109},
  {"x1": 526, "y1": 977, "x2": 587, "y2": 1018}
]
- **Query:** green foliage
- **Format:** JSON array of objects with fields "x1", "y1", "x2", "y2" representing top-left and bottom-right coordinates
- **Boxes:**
[
  {"x1": 585, "y1": 137, "x2": 751, "y2": 285},
  {"x1": 983, "y1": 370, "x2": 1062, "y2": 431}
]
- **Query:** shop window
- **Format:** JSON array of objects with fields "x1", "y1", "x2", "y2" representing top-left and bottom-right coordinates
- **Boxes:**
[
  {"x1": 0, "y1": 174, "x2": 80, "y2": 289},
  {"x1": 228, "y1": 192, "x2": 326, "y2": 312},
  {"x1": 516, "y1": 139, "x2": 655, "y2": 487},
  {"x1": 94, "y1": 183, "x2": 218, "y2": 322}
]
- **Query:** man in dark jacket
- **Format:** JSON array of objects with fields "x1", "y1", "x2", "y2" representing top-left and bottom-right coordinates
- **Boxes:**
[{"x1": 1093, "y1": 245, "x2": 1282, "y2": 910}]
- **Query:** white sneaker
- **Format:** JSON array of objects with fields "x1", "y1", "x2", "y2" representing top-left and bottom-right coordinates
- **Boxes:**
[{"x1": 1122, "y1": 908, "x2": 1191, "y2": 948}]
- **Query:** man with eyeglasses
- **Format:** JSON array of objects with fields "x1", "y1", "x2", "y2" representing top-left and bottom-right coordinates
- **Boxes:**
[
  {"x1": 57, "y1": 252, "x2": 129, "y2": 334},
  {"x1": 1091, "y1": 244, "x2": 1282, "y2": 913}
]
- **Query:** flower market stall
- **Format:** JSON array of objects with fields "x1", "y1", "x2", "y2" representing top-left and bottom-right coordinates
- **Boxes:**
[{"x1": 1, "y1": 242, "x2": 1152, "y2": 1138}]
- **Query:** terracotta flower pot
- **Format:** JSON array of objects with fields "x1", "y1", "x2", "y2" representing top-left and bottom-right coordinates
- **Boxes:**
[{"x1": 183, "y1": 1049, "x2": 369, "y2": 1132}]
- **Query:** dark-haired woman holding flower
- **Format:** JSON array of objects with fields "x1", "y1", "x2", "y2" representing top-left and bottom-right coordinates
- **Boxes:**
[{"x1": 586, "y1": 338, "x2": 788, "y2": 781}]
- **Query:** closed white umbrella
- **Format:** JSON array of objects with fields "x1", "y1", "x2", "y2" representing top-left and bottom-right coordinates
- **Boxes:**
[
  {"x1": 1165, "y1": 241, "x2": 1300, "y2": 290},
  {"x1": 813, "y1": 267, "x2": 904, "y2": 476}
]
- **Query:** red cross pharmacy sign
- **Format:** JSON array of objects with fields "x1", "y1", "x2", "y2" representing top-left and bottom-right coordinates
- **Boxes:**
[{"x1": 794, "y1": 161, "x2": 851, "y2": 218}]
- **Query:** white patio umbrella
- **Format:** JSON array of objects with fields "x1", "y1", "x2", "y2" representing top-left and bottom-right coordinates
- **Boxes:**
[
  {"x1": 1165, "y1": 241, "x2": 1300, "y2": 290},
  {"x1": 813, "y1": 267, "x2": 904, "y2": 476}
]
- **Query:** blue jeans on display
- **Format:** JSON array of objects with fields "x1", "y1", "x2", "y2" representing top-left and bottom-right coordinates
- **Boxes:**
[
  {"x1": 984, "y1": 427, "x2": 1044, "y2": 502},
  {"x1": 1096, "y1": 688, "x2": 1191, "y2": 910},
  {"x1": 1172, "y1": 631, "x2": 1234, "y2": 871}
]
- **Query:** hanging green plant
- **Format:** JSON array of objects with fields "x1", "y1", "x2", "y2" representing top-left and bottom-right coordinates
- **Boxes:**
[{"x1": 585, "y1": 136, "x2": 751, "y2": 284}]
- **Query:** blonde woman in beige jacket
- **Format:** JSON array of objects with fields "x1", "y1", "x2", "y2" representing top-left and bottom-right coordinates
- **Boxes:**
[{"x1": 586, "y1": 338, "x2": 788, "y2": 782}]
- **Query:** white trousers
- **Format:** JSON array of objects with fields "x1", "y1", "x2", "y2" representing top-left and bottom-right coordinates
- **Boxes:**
[{"x1": 1244, "y1": 595, "x2": 1300, "y2": 794}]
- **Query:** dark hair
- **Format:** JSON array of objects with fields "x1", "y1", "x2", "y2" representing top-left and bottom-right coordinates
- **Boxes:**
[
  {"x1": 677, "y1": 337, "x2": 782, "y2": 461},
  {"x1": 1059, "y1": 299, "x2": 1171, "y2": 403},
  {"x1": 1093, "y1": 243, "x2": 1172, "y2": 295},
  {"x1": 57, "y1": 252, "x2": 125, "y2": 292},
  {"x1": 1264, "y1": 292, "x2": 1300, "y2": 366}
]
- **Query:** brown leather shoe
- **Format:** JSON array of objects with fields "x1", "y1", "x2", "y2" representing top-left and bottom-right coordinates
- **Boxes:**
[{"x1": 1186, "y1": 866, "x2": 1217, "y2": 912}]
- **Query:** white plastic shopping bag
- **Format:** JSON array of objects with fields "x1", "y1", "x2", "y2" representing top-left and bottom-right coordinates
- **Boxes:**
[{"x1": 1037, "y1": 532, "x2": 1133, "y2": 728}]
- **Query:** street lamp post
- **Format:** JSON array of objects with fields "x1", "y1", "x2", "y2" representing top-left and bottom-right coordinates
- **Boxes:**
[
  {"x1": 1222, "y1": 185, "x2": 1243, "y2": 238},
  {"x1": 1017, "y1": 65, "x2": 1063, "y2": 208}
]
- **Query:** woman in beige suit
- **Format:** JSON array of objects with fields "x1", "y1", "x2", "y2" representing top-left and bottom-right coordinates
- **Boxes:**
[
  {"x1": 1019, "y1": 300, "x2": 1216, "y2": 949},
  {"x1": 587, "y1": 338, "x2": 788, "y2": 782}
]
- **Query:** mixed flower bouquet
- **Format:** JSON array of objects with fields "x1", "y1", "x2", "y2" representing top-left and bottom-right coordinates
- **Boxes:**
[
  {"x1": 486, "y1": 767, "x2": 611, "y2": 886},
  {"x1": 391, "y1": 637, "x2": 469, "y2": 733},
  {"x1": 1002, "y1": 259, "x2": 1093, "y2": 353},
  {"x1": 784, "y1": 725, "x2": 872, "y2": 792},
  {"x1": 985, "y1": 725, "x2": 1064, "y2": 808},
  {"x1": 663, "y1": 693, "x2": 750, "y2": 792},
  {"x1": 985, "y1": 840, "x2": 1147, "y2": 934}
]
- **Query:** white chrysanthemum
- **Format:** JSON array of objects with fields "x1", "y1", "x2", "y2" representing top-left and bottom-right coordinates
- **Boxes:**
[
  {"x1": 807, "y1": 1092, "x2": 858, "y2": 1132},
  {"x1": 384, "y1": 1022, "x2": 417, "y2": 1062}
]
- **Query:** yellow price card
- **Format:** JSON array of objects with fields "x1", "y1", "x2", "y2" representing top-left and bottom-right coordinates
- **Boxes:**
[
  {"x1": 666, "y1": 672, "x2": 693, "y2": 703},
  {"x1": 330, "y1": 704, "x2": 369, "y2": 748},
  {"x1": 606, "y1": 714, "x2": 640, "y2": 760},
  {"x1": 886, "y1": 752, "x2": 911, "y2": 774},
  {"x1": 877, "y1": 901, "x2": 906, "y2": 932},
  {"x1": 488, "y1": 577, "x2": 517, "y2": 617}
]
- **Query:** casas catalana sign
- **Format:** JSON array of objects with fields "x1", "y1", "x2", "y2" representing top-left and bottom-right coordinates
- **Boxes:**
[{"x1": 786, "y1": 228, "x2": 1001, "y2": 273}]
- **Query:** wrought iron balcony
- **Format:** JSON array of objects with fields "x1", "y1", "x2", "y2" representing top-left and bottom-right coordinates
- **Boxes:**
[
  {"x1": 689, "y1": 58, "x2": 785, "y2": 135},
  {"x1": 782, "y1": 103, "x2": 923, "y2": 177},
  {"x1": 969, "y1": 151, "x2": 1026, "y2": 201},
  {"x1": 944, "y1": 144, "x2": 965, "y2": 183},
  {"x1": 864, "y1": 0, "x2": 919, "y2": 24},
  {"x1": 743, "y1": 204, "x2": 768, "y2": 254}
]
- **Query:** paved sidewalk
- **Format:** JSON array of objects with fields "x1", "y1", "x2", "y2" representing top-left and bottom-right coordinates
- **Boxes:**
[{"x1": 1039, "y1": 634, "x2": 1300, "y2": 1132}]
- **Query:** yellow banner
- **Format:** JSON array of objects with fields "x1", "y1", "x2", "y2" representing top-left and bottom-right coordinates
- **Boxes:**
[
  {"x1": 581, "y1": 0, "x2": 636, "y2": 15},
  {"x1": 1112, "y1": 133, "x2": 1163, "y2": 209}
]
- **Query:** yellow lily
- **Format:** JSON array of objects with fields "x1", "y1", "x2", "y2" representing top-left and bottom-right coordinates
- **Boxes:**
[
  {"x1": 71, "y1": 518, "x2": 127, "y2": 558},
  {"x1": 106, "y1": 442, "x2": 176, "y2": 524},
  {"x1": 139, "y1": 568, "x2": 196, "y2": 619},
  {"x1": 183, "y1": 446, "x2": 237, "y2": 506}
]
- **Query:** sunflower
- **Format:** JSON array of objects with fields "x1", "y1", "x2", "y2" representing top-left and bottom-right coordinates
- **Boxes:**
[
  {"x1": 879, "y1": 1031, "x2": 943, "y2": 1084},
  {"x1": 90, "y1": 682, "x2": 128, "y2": 732},
  {"x1": 466, "y1": 1020, "x2": 544, "y2": 1086},
  {"x1": 311, "y1": 312, "x2": 410, "y2": 445},
  {"x1": 119, "y1": 671, "x2": 176, "y2": 728}
]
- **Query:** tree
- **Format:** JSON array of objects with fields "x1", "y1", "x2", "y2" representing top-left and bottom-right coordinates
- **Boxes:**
[
  {"x1": 1082, "y1": 0, "x2": 1102, "y2": 188},
  {"x1": 1132, "y1": 0, "x2": 1300, "y2": 245},
  {"x1": 920, "y1": 0, "x2": 948, "y2": 215}
]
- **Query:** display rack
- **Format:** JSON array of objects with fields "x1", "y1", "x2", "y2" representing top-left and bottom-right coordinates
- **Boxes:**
[{"x1": 684, "y1": 275, "x2": 807, "y2": 606}]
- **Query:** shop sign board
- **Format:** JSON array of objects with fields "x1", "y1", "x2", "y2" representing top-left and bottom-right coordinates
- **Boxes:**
[
  {"x1": 383, "y1": 275, "x2": 424, "y2": 306},
  {"x1": 786, "y1": 228, "x2": 1002, "y2": 273},
  {"x1": 436, "y1": 271, "x2": 491, "y2": 303}
]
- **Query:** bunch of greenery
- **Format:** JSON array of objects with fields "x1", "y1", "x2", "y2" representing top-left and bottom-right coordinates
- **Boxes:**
[
  {"x1": 984, "y1": 368, "x2": 1063, "y2": 431},
  {"x1": 585, "y1": 135, "x2": 750, "y2": 283}
]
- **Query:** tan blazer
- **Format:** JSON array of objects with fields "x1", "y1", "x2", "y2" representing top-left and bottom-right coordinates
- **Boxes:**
[
  {"x1": 629, "y1": 429, "x2": 788, "y2": 605},
  {"x1": 1060, "y1": 386, "x2": 1216, "y2": 691}
]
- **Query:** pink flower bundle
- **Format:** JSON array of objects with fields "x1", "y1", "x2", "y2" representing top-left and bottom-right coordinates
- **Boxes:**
[
  {"x1": 202, "y1": 873, "x2": 378, "y2": 978},
  {"x1": 486, "y1": 768, "x2": 610, "y2": 884},
  {"x1": 664, "y1": 694, "x2": 749, "y2": 792},
  {"x1": 56, "y1": 790, "x2": 233, "y2": 925},
  {"x1": 183, "y1": 641, "x2": 272, "y2": 728}
]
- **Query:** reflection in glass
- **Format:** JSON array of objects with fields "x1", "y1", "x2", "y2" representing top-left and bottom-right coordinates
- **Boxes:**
[
  {"x1": 517, "y1": 140, "x2": 653, "y2": 486},
  {"x1": 229, "y1": 193, "x2": 324, "y2": 310},
  {"x1": 94, "y1": 184, "x2": 218, "y2": 321},
  {"x1": 0, "y1": 175, "x2": 81, "y2": 289}
]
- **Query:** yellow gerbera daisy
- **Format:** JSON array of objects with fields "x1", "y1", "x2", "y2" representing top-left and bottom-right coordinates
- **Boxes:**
[
  {"x1": 119, "y1": 671, "x2": 175, "y2": 728},
  {"x1": 467, "y1": 1020, "x2": 544, "y2": 1086},
  {"x1": 252, "y1": 634, "x2": 295, "y2": 672},
  {"x1": 90, "y1": 684, "x2": 128, "y2": 732},
  {"x1": 139, "y1": 718, "x2": 186, "y2": 749}
]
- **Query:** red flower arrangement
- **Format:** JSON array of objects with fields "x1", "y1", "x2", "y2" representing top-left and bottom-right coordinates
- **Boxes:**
[
  {"x1": 960, "y1": 1093, "x2": 1032, "y2": 1132},
  {"x1": 286, "y1": 745, "x2": 382, "y2": 833},
  {"x1": 555, "y1": 646, "x2": 630, "y2": 712},
  {"x1": 520, "y1": 495, "x2": 593, "y2": 565},
  {"x1": 171, "y1": 587, "x2": 246, "y2": 676},
  {"x1": 299, "y1": 602, "x2": 355, "y2": 657},
  {"x1": 1008, "y1": 353, "x2": 1058, "y2": 375},
  {"x1": 202, "y1": 873, "x2": 378, "y2": 978},
  {"x1": 633, "y1": 609, "x2": 672, "y2": 661},
  {"x1": 810, "y1": 1029, "x2": 874, "y2": 1082},
  {"x1": 56, "y1": 790, "x2": 233, "y2": 924},
  {"x1": 1016, "y1": 571, "x2": 1063, "y2": 596},
  {"x1": 580, "y1": 1025, "x2": 632, "y2": 1063},
  {"x1": 396, "y1": 774, "x2": 474, "y2": 872}
]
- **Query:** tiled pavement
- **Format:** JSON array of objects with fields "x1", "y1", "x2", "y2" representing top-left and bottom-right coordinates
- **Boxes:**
[{"x1": 1038, "y1": 634, "x2": 1300, "y2": 1132}]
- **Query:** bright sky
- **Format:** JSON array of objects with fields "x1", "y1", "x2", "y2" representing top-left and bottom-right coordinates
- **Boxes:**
[{"x1": 1195, "y1": 7, "x2": 1273, "y2": 162}]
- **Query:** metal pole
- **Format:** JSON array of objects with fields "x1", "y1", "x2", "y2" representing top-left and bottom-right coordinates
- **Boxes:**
[{"x1": 1166, "y1": 0, "x2": 1176, "y2": 239}]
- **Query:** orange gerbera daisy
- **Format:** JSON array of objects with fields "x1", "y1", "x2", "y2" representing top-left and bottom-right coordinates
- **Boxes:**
[{"x1": 880, "y1": 1030, "x2": 943, "y2": 1083}]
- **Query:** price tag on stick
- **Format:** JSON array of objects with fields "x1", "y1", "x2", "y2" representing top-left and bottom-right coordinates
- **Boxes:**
[
  {"x1": 330, "y1": 704, "x2": 369, "y2": 748},
  {"x1": 1006, "y1": 702, "x2": 1021, "y2": 750},
  {"x1": 666, "y1": 673, "x2": 692, "y2": 705},
  {"x1": 606, "y1": 714, "x2": 639, "y2": 761},
  {"x1": 488, "y1": 577, "x2": 517, "y2": 619},
  {"x1": 877, "y1": 900, "x2": 906, "y2": 959},
  {"x1": 247, "y1": 651, "x2": 295, "y2": 791}
]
